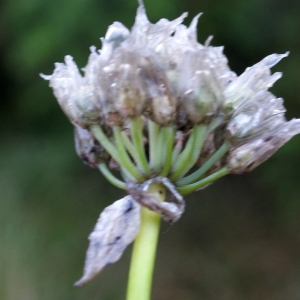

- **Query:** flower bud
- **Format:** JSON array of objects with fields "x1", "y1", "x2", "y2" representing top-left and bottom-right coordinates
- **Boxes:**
[
  {"x1": 178, "y1": 48, "x2": 223, "y2": 124},
  {"x1": 74, "y1": 125, "x2": 108, "y2": 168},
  {"x1": 226, "y1": 90, "x2": 286, "y2": 144},
  {"x1": 41, "y1": 53, "x2": 100, "y2": 128},
  {"x1": 98, "y1": 48, "x2": 148, "y2": 123},
  {"x1": 98, "y1": 45, "x2": 176, "y2": 126},
  {"x1": 144, "y1": 57, "x2": 177, "y2": 125},
  {"x1": 227, "y1": 119, "x2": 300, "y2": 174}
]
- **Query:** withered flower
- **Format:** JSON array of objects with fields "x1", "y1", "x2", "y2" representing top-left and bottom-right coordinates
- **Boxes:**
[{"x1": 41, "y1": 0, "x2": 300, "y2": 293}]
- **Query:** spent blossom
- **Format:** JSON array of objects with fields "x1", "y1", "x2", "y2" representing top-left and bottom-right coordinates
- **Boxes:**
[{"x1": 41, "y1": 1, "x2": 300, "y2": 287}]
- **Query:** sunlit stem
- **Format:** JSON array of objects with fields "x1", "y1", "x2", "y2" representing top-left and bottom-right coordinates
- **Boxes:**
[
  {"x1": 176, "y1": 142, "x2": 230, "y2": 186},
  {"x1": 148, "y1": 120, "x2": 160, "y2": 170},
  {"x1": 126, "y1": 182, "x2": 166, "y2": 300},
  {"x1": 130, "y1": 118, "x2": 151, "y2": 176},
  {"x1": 113, "y1": 126, "x2": 145, "y2": 182},
  {"x1": 169, "y1": 127, "x2": 197, "y2": 182},
  {"x1": 98, "y1": 162, "x2": 126, "y2": 190},
  {"x1": 176, "y1": 167, "x2": 230, "y2": 196},
  {"x1": 160, "y1": 126, "x2": 175, "y2": 177}
]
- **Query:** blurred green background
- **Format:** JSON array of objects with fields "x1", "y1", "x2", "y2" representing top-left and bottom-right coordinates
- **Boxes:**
[{"x1": 1, "y1": 0, "x2": 300, "y2": 299}]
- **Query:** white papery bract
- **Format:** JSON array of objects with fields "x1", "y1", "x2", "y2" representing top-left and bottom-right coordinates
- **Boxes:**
[{"x1": 74, "y1": 196, "x2": 141, "y2": 287}]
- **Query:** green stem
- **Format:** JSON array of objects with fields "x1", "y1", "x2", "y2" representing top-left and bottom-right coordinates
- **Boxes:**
[
  {"x1": 152, "y1": 126, "x2": 166, "y2": 174},
  {"x1": 176, "y1": 142, "x2": 230, "y2": 186},
  {"x1": 90, "y1": 124, "x2": 120, "y2": 164},
  {"x1": 159, "y1": 126, "x2": 175, "y2": 177},
  {"x1": 98, "y1": 162, "x2": 126, "y2": 190},
  {"x1": 169, "y1": 127, "x2": 197, "y2": 182},
  {"x1": 130, "y1": 118, "x2": 151, "y2": 176},
  {"x1": 126, "y1": 182, "x2": 166, "y2": 300},
  {"x1": 176, "y1": 167, "x2": 230, "y2": 196},
  {"x1": 171, "y1": 125, "x2": 206, "y2": 180},
  {"x1": 121, "y1": 132, "x2": 140, "y2": 165},
  {"x1": 148, "y1": 120, "x2": 160, "y2": 170},
  {"x1": 113, "y1": 126, "x2": 145, "y2": 182},
  {"x1": 206, "y1": 116, "x2": 224, "y2": 134}
]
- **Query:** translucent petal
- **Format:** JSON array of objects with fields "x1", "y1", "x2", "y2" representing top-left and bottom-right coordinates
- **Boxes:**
[
  {"x1": 224, "y1": 53, "x2": 288, "y2": 114},
  {"x1": 226, "y1": 90, "x2": 286, "y2": 143},
  {"x1": 100, "y1": 22, "x2": 130, "y2": 61}
]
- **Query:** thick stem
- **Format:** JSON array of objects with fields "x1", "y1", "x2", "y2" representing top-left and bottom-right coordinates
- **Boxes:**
[{"x1": 126, "y1": 182, "x2": 166, "y2": 300}]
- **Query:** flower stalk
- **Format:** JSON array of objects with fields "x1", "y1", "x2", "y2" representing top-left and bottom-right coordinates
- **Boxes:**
[
  {"x1": 98, "y1": 162, "x2": 126, "y2": 190},
  {"x1": 176, "y1": 142, "x2": 230, "y2": 186},
  {"x1": 130, "y1": 118, "x2": 151, "y2": 176},
  {"x1": 126, "y1": 182, "x2": 166, "y2": 300}
]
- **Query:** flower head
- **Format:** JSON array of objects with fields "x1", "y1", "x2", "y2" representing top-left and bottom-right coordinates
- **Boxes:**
[{"x1": 41, "y1": 1, "x2": 300, "y2": 286}]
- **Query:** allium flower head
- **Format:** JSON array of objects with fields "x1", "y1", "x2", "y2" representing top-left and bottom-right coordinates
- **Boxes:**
[{"x1": 41, "y1": 1, "x2": 300, "y2": 286}]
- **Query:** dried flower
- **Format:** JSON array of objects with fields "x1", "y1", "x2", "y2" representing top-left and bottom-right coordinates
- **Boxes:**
[
  {"x1": 223, "y1": 53, "x2": 289, "y2": 115},
  {"x1": 41, "y1": 54, "x2": 100, "y2": 128},
  {"x1": 41, "y1": 0, "x2": 300, "y2": 287}
]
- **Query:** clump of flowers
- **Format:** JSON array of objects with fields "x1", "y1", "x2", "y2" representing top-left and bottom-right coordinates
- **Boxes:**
[{"x1": 41, "y1": 1, "x2": 300, "y2": 298}]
